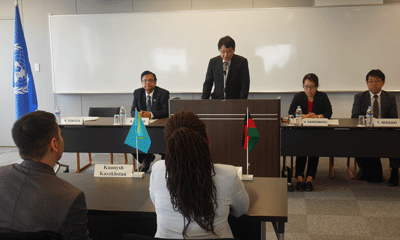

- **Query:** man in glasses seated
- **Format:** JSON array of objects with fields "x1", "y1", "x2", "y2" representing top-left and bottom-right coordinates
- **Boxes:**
[
  {"x1": 131, "y1": 70, "x2": 170, "y2": 172},
  {"x1": 351, "y1": 69, "x2": 399, "y2": 186}
]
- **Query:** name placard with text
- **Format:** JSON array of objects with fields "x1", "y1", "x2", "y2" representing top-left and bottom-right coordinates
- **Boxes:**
[
  {"x1": 302, "y1": 118, "x2": 329, "y2": 126},
  {"x1": 94, "y1": 164, "x2": 133, "y2": 178},
  {"x1": 374, "y1": 119, "x2": 400, "y2": 127}
]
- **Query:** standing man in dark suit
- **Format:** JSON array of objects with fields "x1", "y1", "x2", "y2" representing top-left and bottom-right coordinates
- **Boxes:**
[
  {"x1": 201, "y1": 36, "x2": 250, "y2": 99},
  {"x1": 131, "y1": 70, "x2": 169, "y2": 172},
  {"x1": 0, "y1": 111, "x2": 91, "y2": 239},
  {"x1": 351, "y1": 69, "x2": 399, "y2": 186}
]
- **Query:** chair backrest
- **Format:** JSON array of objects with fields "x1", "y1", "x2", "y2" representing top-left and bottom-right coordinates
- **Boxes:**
[
  {"x1": 88, "y1": 107, "x2": 120, "y2": 117},
  {"x1": 122, "y1": 233, "x2": 236, "y2": 240},
  {"x1": 0, "y1": 231, "x2": 62, "y2": 240}
]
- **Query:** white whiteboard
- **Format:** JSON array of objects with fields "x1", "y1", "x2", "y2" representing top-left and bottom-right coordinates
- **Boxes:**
[{"x1": 49, "y1": 5, "x2": 400, "y2": 94}]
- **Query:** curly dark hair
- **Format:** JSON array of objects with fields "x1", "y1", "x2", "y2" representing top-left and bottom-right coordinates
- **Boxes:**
[{"x1": 163, "y1": 111, "x2": 217, "y2": 238}]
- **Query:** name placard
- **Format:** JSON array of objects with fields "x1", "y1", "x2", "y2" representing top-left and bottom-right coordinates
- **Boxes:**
[
  {"x1": 94, "y1": 164, "x2": 133, "y2": 178},
  {"x1": 374, "y1": 119, "x2": 400, "y2": 127},
  {"x1": 126, "y1": 117, "x2": 149, "y2": 125},
  {"x1": 302, "y1": 118, "x2": 328, "y2": 126},
  {"x1": 61, "y1": 117, "x2": 83, "y2": 125}
]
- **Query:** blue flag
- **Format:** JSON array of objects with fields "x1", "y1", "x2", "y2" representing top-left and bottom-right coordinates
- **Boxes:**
[
  {"x1": 13, "y1": 4, "x2": 38, "y2": 120},
  {"x1": 124, "y1": 110, "x2": 151, "y2": 153}
]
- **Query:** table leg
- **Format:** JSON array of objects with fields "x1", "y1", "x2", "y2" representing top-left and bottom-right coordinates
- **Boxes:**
[
  {"x1": 272, "y1": 222, "x2": 285, "y2": 240},
  {"x1": 261, "y1": 222, "x2": 266, "y2": 240}
]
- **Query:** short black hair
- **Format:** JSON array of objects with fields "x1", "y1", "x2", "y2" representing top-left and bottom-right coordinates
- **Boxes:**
[
  {"x1": 218, "y1": 36, "x2": 235, "y2": 50},
  {"x1": 303, "y1": 73, "x2": 319, "y2": 87},
  {"x1": 366, "y1": 69, "x2": 385, "y2": 82},
  {"x1": 12, "y1": 111, "x2": 59, "y2": 161},
  {"x1": 141, "y1": 70, "x2": 157, "y2": 82}
]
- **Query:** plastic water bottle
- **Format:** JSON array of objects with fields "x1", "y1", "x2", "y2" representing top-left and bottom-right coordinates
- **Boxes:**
[
  {"x1": 120, "y1": 106, "x2": 126, "y2": 124},
  {"x1": 55, "y1": 106, "x2": 61, "y2": 124},
  {"x1": 366, "y1": 106, "x2": 373, "y2": 127},
  {"x1": 295, "y1": 106, "x2": 302, "y2": 126}
]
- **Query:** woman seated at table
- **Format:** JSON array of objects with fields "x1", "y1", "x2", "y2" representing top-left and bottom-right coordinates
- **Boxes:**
[
  {"x1": 149, "y1": 111, "x2": 249, "y2": 239},
  {"x1": 288, "y1": 73, "x2": 333, "y2": 192}
]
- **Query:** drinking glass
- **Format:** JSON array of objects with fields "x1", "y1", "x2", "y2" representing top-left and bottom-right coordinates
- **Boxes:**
[
  {"x1": 113, "y1": 114, "x2": 121, "y2": 125},
  {"x1": 288, "y1": 115, "x2": 294, "y2": 125},
  {"x1": 357, "y1": 115, "x2": 365, "y2": 126}
]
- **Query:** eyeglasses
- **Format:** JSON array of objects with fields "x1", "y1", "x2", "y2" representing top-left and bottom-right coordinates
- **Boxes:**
[
  {"x1": 367, "y1": 80, "x2": 382, "y2": 84},
  {"x1": 303, "y1": 86, "x2": 316, "y2": 90},
  {"x1": 142, "y1": 80, "x2": 155, "y2": 83}
]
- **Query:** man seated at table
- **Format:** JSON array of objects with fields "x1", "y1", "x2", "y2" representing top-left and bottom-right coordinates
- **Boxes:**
[
  {"x1": 0, "y1": 111, "x2": 91, "y2": 239},
  {"x1": 351, "y1": 69, "x2": 399, "y2": 186},
  {"x1": 131, "y1": 70, "x2": 170, "y2": 172}
]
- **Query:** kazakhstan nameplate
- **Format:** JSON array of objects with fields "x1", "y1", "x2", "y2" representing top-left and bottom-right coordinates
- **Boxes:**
[{"x1": 94, "y1": 164, "x2": 133, "y2": 178}]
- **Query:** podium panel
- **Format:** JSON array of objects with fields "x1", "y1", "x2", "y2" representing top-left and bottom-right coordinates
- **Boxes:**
[{"x1": 169, "y1": 99, "x2": 280, "y2": 177}]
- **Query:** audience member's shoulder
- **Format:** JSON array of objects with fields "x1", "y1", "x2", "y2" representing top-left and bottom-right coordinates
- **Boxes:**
[
  {"x1": 133, "y1": 88, "x2": 143, "y2": 94},
  {"x1": 151, "y1": 160, "x2": 165, "y2": 172},
  {"x1": 213, "y1": 164, "x2": 238, "y2": 178}
]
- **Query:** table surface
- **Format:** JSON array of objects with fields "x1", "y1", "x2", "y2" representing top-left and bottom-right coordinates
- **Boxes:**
[
  {"x1": 281, "y1": 118, "x2": 400, "y2": 129},
  {"x1": 59, "y1": 173, "x2": 288, "y2": 223}
]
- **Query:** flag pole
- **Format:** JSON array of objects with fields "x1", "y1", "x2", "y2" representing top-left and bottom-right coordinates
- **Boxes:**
[
  {"x1": 246, "y1": 107, "x2": 249, "y2": 175},
  {"x1": 132, "y1": 109, "x2": 144, "y2": 178},
  {"x1": 242, "y1": 107, "x2": 253, "y2": 181}
]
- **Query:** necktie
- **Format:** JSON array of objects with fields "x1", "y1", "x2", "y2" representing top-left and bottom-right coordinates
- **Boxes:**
[
  {"x1": 373, "y1": 95, "x2": 379, "y2": 118},
  {"x1": 147, "y1": 95, "x2": 152, "y2": 111}
]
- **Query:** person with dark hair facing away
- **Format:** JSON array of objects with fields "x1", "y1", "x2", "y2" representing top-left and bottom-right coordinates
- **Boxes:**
[
  {"x1": 351, "y1": 69, "x2": 399, "y2": 186},
  {"x1": 131, "y1": 70, "x2": 170, "y2": 172},
  {"x1": 202, "y1": 35, "x2": 250, "y2": 99},
  {"x1": 149, "y1": 111, "x2": 249, "y2": 238},
  {"x1": 288, "y1": 73, "x2": 333, "y2": 191},
  {"x1": 0, "y1": 111, "x2": 91, "y2": 240}
]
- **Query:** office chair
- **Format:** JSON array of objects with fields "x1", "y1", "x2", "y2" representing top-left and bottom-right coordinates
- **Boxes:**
[
  {"x1": 75, "y1": 107, "x2": 132, "y2": 173},
  {"x1": 0, "y1": 230, "x2": 62, "y2": 240},
  {"x1": 122, "y1": 233, "x2": 236, "y2": 240}
]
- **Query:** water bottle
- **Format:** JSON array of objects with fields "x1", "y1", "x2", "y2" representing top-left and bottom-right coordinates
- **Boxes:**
[
  {"x1": 366, "y1": 106, "x2": 373, "y2": 127},
  {"x1": 120, "y1": 106, "x2": 126, "y2": 124},
  {"x1": 55, "y1": 106, "x2": 61, "y2": 124},
  {"x1": 295, "y1": 106, "x2": 302, "y2": 126}
]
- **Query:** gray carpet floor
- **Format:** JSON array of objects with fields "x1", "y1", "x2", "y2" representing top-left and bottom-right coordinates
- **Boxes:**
[{"x1": 1, "y1": 147, "x2": 399, "y2": 240}]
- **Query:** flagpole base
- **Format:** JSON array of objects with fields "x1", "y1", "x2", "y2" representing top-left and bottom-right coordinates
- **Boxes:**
[
  {"x1": 133, "y1": 172, "x2": 145, "y2": 178},
  {"x1": 242, "y1": 174, "x2": 253, "y2": 181}
]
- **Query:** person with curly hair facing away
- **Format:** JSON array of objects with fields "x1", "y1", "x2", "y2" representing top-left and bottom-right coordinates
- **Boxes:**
[{"x1": 149, "y1": 111, "x2": 249, "y2": 239}]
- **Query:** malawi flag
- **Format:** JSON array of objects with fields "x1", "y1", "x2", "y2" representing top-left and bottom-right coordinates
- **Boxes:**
[{"x1": 243, "y1": 112, "x2": 260, "y2": 152}]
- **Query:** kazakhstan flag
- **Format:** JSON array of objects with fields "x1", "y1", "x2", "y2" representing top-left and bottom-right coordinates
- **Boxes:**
[
  {"x1": 13, "y1": 4, "x2": 38, "y2": 120},
  {"x1": 124, "y1": 110, "x2": 151, "y2": 153}
]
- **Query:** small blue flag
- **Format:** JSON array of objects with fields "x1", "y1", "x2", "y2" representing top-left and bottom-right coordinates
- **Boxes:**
[
  {"x1": 13, "y1": 4, "x2": 38, "y2": 120},
  {"x1": 124, "y1": 110, "x2": 151, "y2": 153}
]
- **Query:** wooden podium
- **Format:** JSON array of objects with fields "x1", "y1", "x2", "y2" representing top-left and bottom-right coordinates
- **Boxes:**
[{"x1": 169, "y1": 99, "x2": 280, "y2": 177}]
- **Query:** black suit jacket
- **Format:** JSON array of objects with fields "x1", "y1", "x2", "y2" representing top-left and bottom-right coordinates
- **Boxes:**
[
  {"x1": 131, "y1": 86, "x2": 170, "y2": 119},
  {"x1": 201, "y1": 54, "x2": 250, "y2": 99},
  {"x1": 351, "y1": 90, "x2": 398, "y2": 118},
  {"x1": 288, "y1": 91, "x2": 333, "y2": 118}
]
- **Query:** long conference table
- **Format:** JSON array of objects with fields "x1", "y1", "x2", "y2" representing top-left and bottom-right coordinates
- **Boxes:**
[
  {"x1": 281, "y1": 118, "x2": 400, "y2": 177},
  {"x1": 59, "y1": 173, "x2": 288, "y2": 240}
]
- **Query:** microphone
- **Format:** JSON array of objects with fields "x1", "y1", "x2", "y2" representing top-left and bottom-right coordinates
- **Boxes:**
[{"x1": 223, "y1": 62, "x2": 228, "y2": 76}]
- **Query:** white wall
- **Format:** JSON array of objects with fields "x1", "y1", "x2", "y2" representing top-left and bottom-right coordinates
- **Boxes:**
[{"x1": 1, "y1": 0, "x2": 400, "y2": 146}]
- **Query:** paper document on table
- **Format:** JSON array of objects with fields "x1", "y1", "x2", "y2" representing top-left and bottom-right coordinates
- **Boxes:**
[
  {"x1": 83, "y1": 117, "x2": 99, "y2": 121},
  {"x1": 149, "y1": 119, "x2": 158, "y2": 124},
  {"x1": 328, "y1": 119, "x2": 339, "y2": 125}
]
